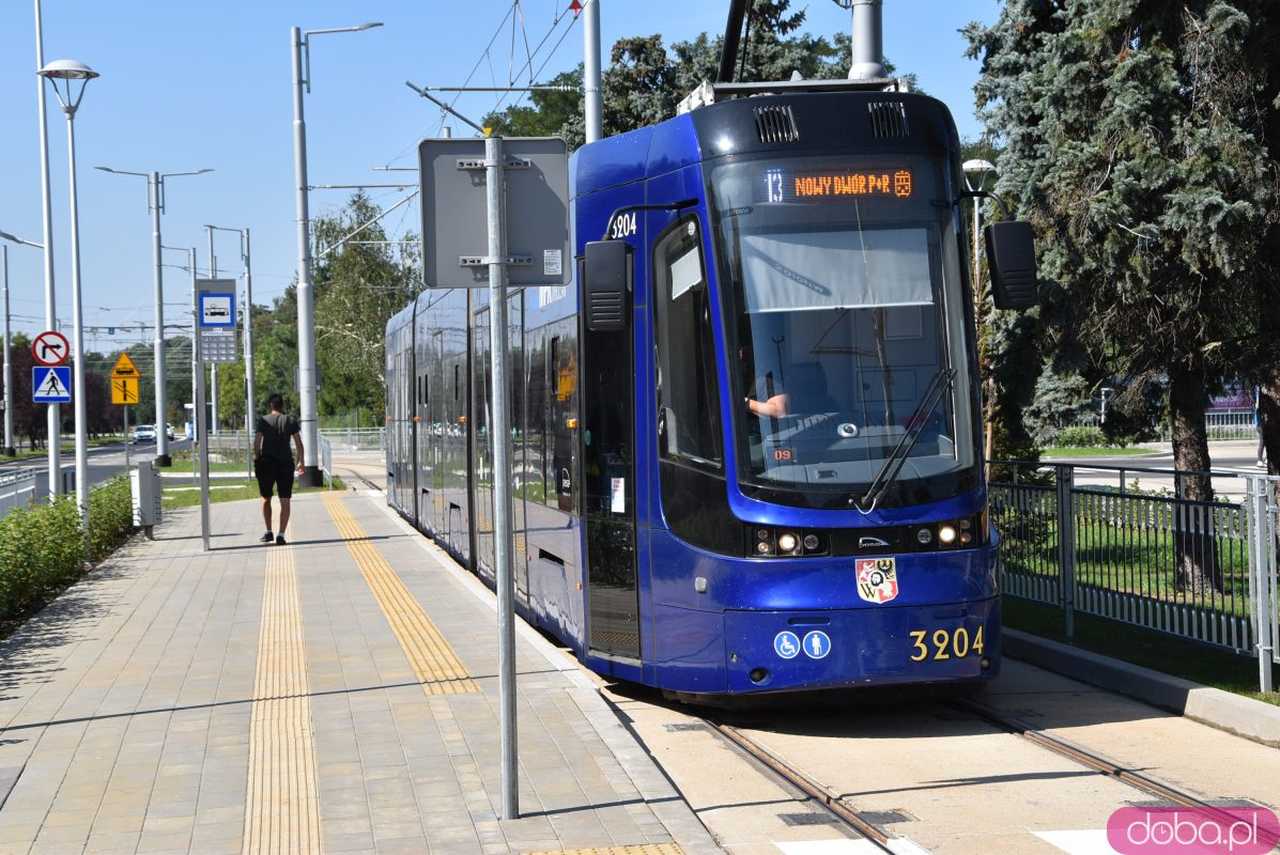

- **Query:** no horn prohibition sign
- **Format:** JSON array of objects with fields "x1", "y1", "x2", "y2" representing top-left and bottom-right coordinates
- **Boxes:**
[{"x1": 32, "y1": 330, "x2": 70, "y2": 367}]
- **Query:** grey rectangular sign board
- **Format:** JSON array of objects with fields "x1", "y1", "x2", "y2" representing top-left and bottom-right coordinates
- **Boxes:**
[{"x1": 419, "y1": 137, "x2": 570, "y2": 289}]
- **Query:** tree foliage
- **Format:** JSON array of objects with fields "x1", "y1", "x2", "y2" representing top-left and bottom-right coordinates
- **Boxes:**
[
  {"x1": 482, "y1": 0, "x2": 903, "y2": 150},
  {"x1": 966, "y1": 0, "x2": 1280, "y2": 589}
]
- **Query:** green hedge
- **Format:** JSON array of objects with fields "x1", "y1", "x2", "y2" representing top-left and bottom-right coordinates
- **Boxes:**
[{"x1": 0, "y1": 476, "x2": 135, "y2": 623}]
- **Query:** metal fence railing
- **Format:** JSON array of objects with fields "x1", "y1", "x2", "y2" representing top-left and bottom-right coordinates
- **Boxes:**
[
  {"x1": 319, "y1": 427, "x2": 385, "y2": 452},
  {"x1": 991, "y1": 460, "x2": 1280, "y2": 690},
  {"x1": 318, "y1": 435, "x2": 334, "y2": 487},
  {"x1": 1156, "y1": 409, "x2": 1259, "y2": 441},
  {"x1": 0, "y1": 469, "x2": 39, "y2": 519}
]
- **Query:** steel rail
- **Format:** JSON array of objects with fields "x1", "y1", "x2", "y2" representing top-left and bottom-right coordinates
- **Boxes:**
[
  {"x1": 950, "y1": 696, "x2": 1278, "y2": 846},
  {"x1": 711, "y1": 721, "x2": 896, "y2": 851}
]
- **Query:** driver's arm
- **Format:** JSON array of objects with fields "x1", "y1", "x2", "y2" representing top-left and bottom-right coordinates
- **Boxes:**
[{"x1": 746, "y1": 393, "x2": 789, "y2": 418}]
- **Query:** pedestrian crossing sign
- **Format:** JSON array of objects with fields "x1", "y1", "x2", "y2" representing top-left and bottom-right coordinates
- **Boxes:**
[{"x1": 32, "y1": 366, "x2": 72, "y2": 403}]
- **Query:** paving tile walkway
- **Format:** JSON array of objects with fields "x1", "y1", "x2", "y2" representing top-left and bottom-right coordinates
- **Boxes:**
[{"x1": 0, "y1": 487, "x2": 718, "y2": 855}]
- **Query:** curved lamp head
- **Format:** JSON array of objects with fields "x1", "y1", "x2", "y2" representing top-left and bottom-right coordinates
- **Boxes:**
[
  {"x1": 39, "y1": 59, "x2": 99, "y2": 114},
  {"x1": 962, "y1": 158, "x2": 997, "y2": 192},
  {"x1": 38, "y1": 59, "x2": 99, "y2": 80}
]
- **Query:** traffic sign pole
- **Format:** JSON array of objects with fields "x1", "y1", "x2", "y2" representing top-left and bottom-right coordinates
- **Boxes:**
[{"x1": 485, "y1": 134, "x2": 519, "y2": 822}]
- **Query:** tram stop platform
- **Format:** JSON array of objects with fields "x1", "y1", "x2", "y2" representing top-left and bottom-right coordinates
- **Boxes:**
[{"x1": 0, "y1": 482, "x2": 718, "y2": 854}]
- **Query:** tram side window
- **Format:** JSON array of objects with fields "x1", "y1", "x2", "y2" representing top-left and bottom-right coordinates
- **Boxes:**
[
  {"x1": 548, "y1": 322, "x2": 577, "y2": 511},
  {"x1": 654, "y1": 217, "x2": 722, "y2": 468},
  {"x1": 525, "y1": 329, "x2": 549, "y2": 505}
]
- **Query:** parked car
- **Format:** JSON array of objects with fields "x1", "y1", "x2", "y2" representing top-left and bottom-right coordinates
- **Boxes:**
[{"x1": 131, "y1": 424, "x2": 157, "y2": 444}]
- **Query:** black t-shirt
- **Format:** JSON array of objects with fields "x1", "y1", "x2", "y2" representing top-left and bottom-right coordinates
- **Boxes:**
[{"x1": 256, "y1": 412, "x2": 300, "y2": 464}]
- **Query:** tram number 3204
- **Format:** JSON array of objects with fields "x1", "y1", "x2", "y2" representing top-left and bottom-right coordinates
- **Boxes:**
[{"x1": 908, "y1": 626, "x2": 986, "y2": 662}]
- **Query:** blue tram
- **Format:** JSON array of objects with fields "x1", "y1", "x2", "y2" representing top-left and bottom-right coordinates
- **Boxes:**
[{"x1": 385, "y1": 81, "x2": 1037, "y2": 698}]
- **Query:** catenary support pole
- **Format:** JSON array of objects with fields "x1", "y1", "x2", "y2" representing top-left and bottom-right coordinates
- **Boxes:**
[
  {"x1": 486, "y1": 134, "x2": 518, "y2": 820},
  {"x1": 207, "y1": 227, "x2": 218, "y2": 436},
  {"x1": 848, "y1": 0, "x2": 887, "y2": 80},
  {"x1": 34, "y1": 0, "x2": 61, "y2": 495},
  {"x1": 192, "y1": 248, "x2": 210, "y2": 552},
  {"x1": 583, "y1": 0, "x2": 602, "y2": 144},
  {"x1": 64, "y1": 107, "x2": 89, "y2": 526},
  {"x1": 2, "y1": 246, "x2": 13, "y2": 456},
  {"x1": 291, "y1": 26, "x2": 321, "y2": 486},
  {"x1": 151, "y1": 173, "x2": 170, "y2": 465},
  {"x1": 243, "y1": 228, "x2": 255, "y2": 478}
]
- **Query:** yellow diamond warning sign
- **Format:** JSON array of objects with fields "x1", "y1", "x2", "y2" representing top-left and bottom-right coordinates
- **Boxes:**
[{"x1": 111, "y1": 352, "x2": 140, "y2": 379}]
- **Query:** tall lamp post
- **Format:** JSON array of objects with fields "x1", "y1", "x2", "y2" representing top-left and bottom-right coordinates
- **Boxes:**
[
  {"x1": 206, "y1": 224, "x2": 255, "y2": 473},
  {"x1": 963, "y1": 158, "x2": 996, "y2": 464},
  {"x1": 95, "y1": 166, "x2": 213, "y2": 466},
  {"x1": 0, "y1": 232, "x2": 44, "y2": 458},
  {"x1": 39, "y1": 58, "x2": 99, "y2": 523},
  {"x1": 292, "y1": 20, "x2": 383, "y2": 486}
]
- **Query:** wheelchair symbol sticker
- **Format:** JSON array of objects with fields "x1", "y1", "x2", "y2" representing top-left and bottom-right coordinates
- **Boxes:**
[
  {"x1": 802, "y1": 630, "x2": 832, "y2": 660},
  {"x1": 773, "y1": 631, "x2": 800, "y2": 660}
]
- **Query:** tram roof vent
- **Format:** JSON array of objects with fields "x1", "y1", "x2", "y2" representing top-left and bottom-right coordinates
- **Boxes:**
[
  {"x1": 867, "y1": 101, "x2": 909, "y2": 138},
  {"x1": 753, "y1": 104, "x2": 799, "y2": 144}
]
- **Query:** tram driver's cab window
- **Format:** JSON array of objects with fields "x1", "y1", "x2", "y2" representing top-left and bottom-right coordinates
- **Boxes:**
[{"x1": 654, "y1": 217, "x2": 722, "y2": 468}]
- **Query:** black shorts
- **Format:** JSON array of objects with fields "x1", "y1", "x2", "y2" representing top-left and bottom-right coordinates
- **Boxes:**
[{"x1": 255, "y1": 458, "x2": 295, "y2": 499}]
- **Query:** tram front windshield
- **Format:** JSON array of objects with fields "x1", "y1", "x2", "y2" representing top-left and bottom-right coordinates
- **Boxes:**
[{"x1": 709, "y1": 155, "x2": 977, "y2": 507}]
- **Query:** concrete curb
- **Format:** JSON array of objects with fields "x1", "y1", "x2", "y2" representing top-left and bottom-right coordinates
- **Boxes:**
[{"x1": 1004, "y1": 628, "x2": 1280, "y2": 748}]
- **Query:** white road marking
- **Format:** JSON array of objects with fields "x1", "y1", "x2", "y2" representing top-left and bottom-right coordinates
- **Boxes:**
[
  {"x1": 776, "y1": 841, "x2": 886, "y2": 855},
  {"x1": 775, "y1": 839, "x2": 931, "y2": 855},
  {"x1": 1034, "y1": 830, "x2": 1115, "y2": 854}
]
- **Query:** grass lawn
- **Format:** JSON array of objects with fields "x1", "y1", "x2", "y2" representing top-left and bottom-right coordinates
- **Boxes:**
[
  {"x1": 162, "y1": 476, "x2": 344, "y2": 509},
  {"x1": 5, "y1": 435, "x2": 129, "y2": 461},
  {"x1": 997, "y1": 500, "x2": 1251, "y2": 615},
  {"x1": 1042, "y1": 446, "x2": 1156, "y2": 458},
  {"x1": 1003, "y1": 596, "x2": 1278, "y2": 706},
  {"x1": 168, "y1": 450, "x2": 257, "y2": 474}
]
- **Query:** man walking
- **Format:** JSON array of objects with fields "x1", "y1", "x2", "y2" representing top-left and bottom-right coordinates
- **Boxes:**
[{"x1": 254, "y1": 393, "x2": 304, "y2": 545}]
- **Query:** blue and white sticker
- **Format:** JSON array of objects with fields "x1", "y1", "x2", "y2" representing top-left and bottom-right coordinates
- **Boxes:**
[
  {"x1": 802, "y1": 630, "x2": 832, "y2": 660},
  {"x1": 773, "y1": 630, "x2": 801, "y2": 660}
]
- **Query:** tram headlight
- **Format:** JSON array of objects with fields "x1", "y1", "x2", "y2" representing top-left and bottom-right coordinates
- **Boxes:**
[
  {"x1": 777, "y1": 532, "x2": 799, "y2": 554},
  {"x1": 938, "y1": 524, "x2": 959, "y2": 545},
  {"x1": 916, "y1": 528, "x2": 933, "y2": 545}
]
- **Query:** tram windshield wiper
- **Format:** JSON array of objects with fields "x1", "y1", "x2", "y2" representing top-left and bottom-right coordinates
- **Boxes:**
[{"x1": 855, "y1": 367, "x2": 955, "y2": 513}]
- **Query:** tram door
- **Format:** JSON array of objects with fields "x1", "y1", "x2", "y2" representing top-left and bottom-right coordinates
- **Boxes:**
[{"x1": 579, "y1": 242, "x2": 640, "y2": 659}]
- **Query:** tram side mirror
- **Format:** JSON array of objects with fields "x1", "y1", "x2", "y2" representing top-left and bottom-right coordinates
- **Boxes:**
[
  {"x1": 583, "y1": 240, "x2": 631, "y2": 332},
  {"x1": 984, "y1": 221, "x2": 1039, "y2": 310}
]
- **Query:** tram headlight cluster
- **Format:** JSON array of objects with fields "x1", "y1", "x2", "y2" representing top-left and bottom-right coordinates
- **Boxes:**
[
  {"x1": 749, "y1": 526, "x2": 828, "y2": 558},
  {"x1": 932, "y1": 515, "x2": 982, "y2": 548}
]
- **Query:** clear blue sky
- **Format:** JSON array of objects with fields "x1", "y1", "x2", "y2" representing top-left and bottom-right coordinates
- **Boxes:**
[{"x1": 0, "y1": 0, "x2": 998, "y2": 349}]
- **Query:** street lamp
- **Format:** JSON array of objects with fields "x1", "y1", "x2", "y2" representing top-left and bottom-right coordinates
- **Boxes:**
[
  {"x1": 96, "y1": 166, "x2": 213, "y2": 466},
  {"x1": 292, "y1": 20, "x2": 383, "y2": 486},
  {"x1": 963, "y1": 158, "x2": 997, "y2": 295},
  {"x1": 206, "y1": 223, "x2": 255, "y2": 476},
  {"x1": 0, "y1": 233, "x2": 42, "y2": 457},
  {"x1": 39, "y1": 57, "x2": 98, "y2": 525}
]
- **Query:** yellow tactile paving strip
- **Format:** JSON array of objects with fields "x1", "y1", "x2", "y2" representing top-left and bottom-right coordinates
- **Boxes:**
[
  {"x1": 323, "y1": 493, "x2": 478, "y2": 694},
  {"x1": 525, "y1": 846, "x2": 684, "y2": 855},
  {"x1": 242, "y1": 546, "x2": 321, "y2": 854}
]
